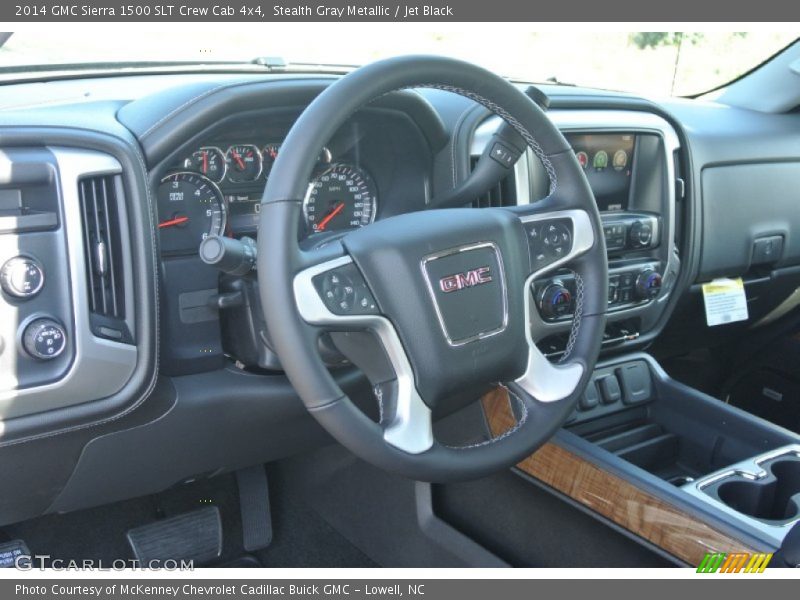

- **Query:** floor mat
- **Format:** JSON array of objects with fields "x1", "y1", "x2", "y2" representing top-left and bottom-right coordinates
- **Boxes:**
[{"x1": 724, "y1": 335, "x2": 800, "y2": 434}]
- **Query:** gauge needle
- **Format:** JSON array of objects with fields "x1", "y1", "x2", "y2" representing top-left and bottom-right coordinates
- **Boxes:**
[
  {"x1": 202, "y1": 150, "x2": 208, "y2": 174},
  {"x1": 316, "y1": 202, "x2": 345, "y2": 231},
  {"x1": 232, "y1": 151, "x2": 246, "y2": 170},
  {"x1": 158, "y1": 216, "x2": 190, "y2": 228}
]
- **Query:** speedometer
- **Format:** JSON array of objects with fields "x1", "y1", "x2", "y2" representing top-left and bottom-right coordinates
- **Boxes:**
[{"x1": 303, "y1": 164, "x2": 377, "y2": 234}]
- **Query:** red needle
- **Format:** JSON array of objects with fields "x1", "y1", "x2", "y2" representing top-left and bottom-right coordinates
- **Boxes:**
[
  {"x1": 316, "y1": 202, "x2": 345, "y2": 231},
  {"x1": 158, "y1": 216, "x2": 189, "y2": 228},
  {"x1": 232, "y1": 150, "x2": 246, "y2": 170},
  {"x1": 202, "y1": 150, "x2": 208, "y2": 174}
]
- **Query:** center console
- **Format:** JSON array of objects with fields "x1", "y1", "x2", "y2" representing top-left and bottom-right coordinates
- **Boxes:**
[
  {"x1": 484, "y1": 352, "x2": 800, "y2": 564},
  {"x1": 531, "y1": 116, "x2": 681, "y2": 357},
  {"x1": 473, "y1": 110, "x2": 682, "y2": 358}
]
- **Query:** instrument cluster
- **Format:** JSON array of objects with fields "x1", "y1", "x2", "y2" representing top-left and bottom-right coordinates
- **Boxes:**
[{"x1": 157, "y1": 141, "x2": 378, "y2": 254}]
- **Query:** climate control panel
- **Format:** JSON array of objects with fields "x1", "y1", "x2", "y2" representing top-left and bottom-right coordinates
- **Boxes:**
[{"x1": 534, "y1": 261, "x2": 663, "y2": 322}]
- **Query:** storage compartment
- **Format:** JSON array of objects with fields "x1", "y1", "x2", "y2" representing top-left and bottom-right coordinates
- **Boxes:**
[
  {"x1": 571, "y1": 410, "x2": 706, "y2": 485},
  {"x1": 567, "y1": 355, "x2": 797, "y2": 486},
  {"x1": 706, "y1": 455, "x2": 800, "y2": 524}
]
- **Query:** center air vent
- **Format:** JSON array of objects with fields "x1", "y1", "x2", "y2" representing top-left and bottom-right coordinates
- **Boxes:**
[
  {"x1": 470, "y1": 156, "x2": 518, "y2": 208},
  {"x1": 78, "y1": 174, "x2": 131, "y2": 342}
]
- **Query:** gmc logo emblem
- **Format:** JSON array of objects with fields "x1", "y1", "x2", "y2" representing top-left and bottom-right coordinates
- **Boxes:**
[{"x1": 439, "y1": 266, "x2": 492, "y2": 293}]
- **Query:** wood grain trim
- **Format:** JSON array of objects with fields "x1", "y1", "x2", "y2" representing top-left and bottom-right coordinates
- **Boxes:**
[{"x1": 482, "y1": 387, "x2": 757, "y2": 565}]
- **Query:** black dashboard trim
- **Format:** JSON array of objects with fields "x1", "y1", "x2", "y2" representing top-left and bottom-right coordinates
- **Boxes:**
[{"x1": 117, "y1": 77, "x2": 449, "y2": 167}]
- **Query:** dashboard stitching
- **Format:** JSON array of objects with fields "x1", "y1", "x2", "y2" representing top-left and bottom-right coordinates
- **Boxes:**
[{"x1": 140, "y1": 79, "x2": 258, "y2": 139}]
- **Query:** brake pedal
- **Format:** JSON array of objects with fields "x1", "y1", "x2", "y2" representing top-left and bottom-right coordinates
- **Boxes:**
[
  {"x1": 236, "y1": 465, "x2": 273, "y2": 552},
  {"x1": 127, "y1": 506, "x2": 222, "y2": 566}
]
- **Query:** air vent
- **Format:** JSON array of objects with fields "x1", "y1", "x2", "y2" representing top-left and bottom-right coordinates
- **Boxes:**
[
  {"x1": 78, "y1": 174, "x2": 130, "y2": 341},
  {"x1": 470, "y1": 156, "x2": 518, "y2": 208}
]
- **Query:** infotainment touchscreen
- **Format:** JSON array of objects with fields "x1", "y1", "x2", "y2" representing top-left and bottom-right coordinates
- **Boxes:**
[{"x1": 564, "y1": 133, "x2": 635, "y2": 212}]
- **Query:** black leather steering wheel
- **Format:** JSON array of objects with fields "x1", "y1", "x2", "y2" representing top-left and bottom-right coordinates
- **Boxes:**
[{"x1": 258, "y1": 56, "x2": 607, "y2": 482}]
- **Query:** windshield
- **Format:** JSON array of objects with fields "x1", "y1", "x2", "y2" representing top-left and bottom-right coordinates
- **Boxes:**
[{"x1": 0, "y1": 27, "x2": 796, "y2": 97}]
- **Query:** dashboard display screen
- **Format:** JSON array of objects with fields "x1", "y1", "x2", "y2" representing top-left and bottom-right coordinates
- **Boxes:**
[
  {"x1": 564, "y1": 133, "x2": 635, "y2": 212},
  {"x1": 225, "y1": 193, "x2": 261, "y2": 232}
]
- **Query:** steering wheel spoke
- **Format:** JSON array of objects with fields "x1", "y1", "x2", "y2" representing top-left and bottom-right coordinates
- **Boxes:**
[
  {"x1": 515, "y1": 207, "x2": 596, "y2": 280},
  {"x1": 294, "y1": 253, "x2": 381, "y2": 329},
  {"x1": 293, "y1": 254, "x2": 434, "y2": 454}
]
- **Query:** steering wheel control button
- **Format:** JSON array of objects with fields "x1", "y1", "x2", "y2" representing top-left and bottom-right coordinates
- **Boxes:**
[
  {"x1": 598, "y1": 375, "x2": 622, "y2": 405},
  {"x1": 22, "y1": 318, "x2": 67, "y2": 360},
  {"x1": 313, "y1": 263, "x2": 378, "y2": 316},
  {"x1": 489, "y1": 142, "x2": 518, "y2": 168},
  {"x1": 526, "y1": 219, "x2": 573, "y2": 270},
  {"x1": 422, "y1": 243, "x2": 506, "y2": 346},
  {"x1": 1, "y1": 256, "x2": 44, "y2": 299}
]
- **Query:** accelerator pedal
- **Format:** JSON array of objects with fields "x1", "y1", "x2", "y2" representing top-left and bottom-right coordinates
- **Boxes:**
[
  {"x1": 127, "y1": 506, "x2": 222, "y2": 566},
  {"x1": 236, "y1": 465, "x2": 273, "y2": 552}
]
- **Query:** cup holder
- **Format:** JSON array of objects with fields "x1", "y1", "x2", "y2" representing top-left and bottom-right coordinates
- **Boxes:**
[{"x1": 711, "y1": 457, "x2": 800, "y2": 524}]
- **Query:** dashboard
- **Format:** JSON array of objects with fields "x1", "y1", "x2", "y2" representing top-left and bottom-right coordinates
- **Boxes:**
[
  {"x1": 158, "y1": 146, "x2": 378, "y2": 250},
  {"x1": 1, "y1": 69, "x2": 800, "y2": 528},
  {"x1": 150, "y1": 103, "x2": 436, "y2": 260}
]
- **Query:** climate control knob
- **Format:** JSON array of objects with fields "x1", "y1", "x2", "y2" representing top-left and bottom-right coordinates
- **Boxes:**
[
  {"x1": 22, "y1": 318, "x2": 67, "y2": 360},
  {"x1": 1, "y1": 256, "x2": 44, "y2": 299},
  {"x1": 539, "y1": 282, "x2": 573, "y2": 319},
  {"x1": 635, "y1": 269, "x2": 663, "y2": 300}
]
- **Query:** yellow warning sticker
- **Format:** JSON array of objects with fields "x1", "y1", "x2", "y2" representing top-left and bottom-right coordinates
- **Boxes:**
[{"x1": 701, "y1": 277, "x2": 748, "y2": 327}]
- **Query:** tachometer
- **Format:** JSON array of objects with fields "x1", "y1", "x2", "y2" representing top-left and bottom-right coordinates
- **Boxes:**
[
  {"x1": 157, "y1": 172, "x2": 227, "y2": 253},
  {"x1": 303, "y1": 164, "x2": 377, "y2": 234}
]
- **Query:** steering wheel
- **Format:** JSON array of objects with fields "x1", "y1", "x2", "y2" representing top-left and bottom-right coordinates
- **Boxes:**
[{"x1": 258, "y1": 56, "x2": 607, "y2": 482}]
